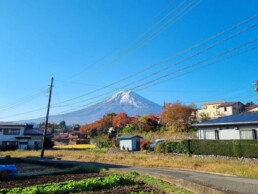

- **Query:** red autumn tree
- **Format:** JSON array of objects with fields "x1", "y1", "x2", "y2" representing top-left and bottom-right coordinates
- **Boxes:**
[
  {"x1": 112, "y1": 112, "x2": 130, "y2": 128},
  {"x1": 161, "y1": 101, "x2": 194, "y2": 132}
]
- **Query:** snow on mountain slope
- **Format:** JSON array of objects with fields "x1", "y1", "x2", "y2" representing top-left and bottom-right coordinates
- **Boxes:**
[{"x1": 21, "y1": 91, "x2": 162, "y2": 125}]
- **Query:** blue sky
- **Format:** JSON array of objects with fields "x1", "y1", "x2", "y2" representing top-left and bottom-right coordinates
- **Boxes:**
[{"x1": 0, "y1": 0, "x2": 257, "y2": 121}]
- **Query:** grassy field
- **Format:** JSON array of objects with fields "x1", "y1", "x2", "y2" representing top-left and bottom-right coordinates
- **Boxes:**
[
  {"x1": 2, "y1": 149, "x2": 258, "y2": 178},
  {"x1": 54, "y1": 144, "x2": 96, "y2": 149}
]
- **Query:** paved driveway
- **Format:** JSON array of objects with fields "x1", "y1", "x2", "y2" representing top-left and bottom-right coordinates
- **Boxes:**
[{"x1": 23, "y1": 158, "x2": 258, "y2": 194}]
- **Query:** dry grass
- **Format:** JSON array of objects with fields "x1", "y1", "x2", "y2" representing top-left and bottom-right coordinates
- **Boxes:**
[
  {"x1": 3, "y1": 150, "x2": 258, "y2": 178},
  {"x1": 54, "y1": 144, "x2": 96, "y2": 149}
]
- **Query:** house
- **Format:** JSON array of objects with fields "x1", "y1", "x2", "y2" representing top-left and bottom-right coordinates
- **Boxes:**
[
  {"x1": 0, "y1": 122, "x2": 52, "y2": 150},
  {"x1": 0, "y1": 122, "x2": 27, "y2": 150},
  {"x1": 119, "y1": 135, "x2": 142, "y2": 151},
  {"x1": 197, "y1": 101, "x2": 244, "y2": 121},
  {"x1": 217, "y1": 102, "x2": 244, "y2": 117},
  {"x1": 53, "y1": 131, "x2": 89, "y2": 145},
  {"x1": 193, "y1": 113, "x2": 258, "y2": 140},
  {"x1": 246, "y1": 105, "x2": 258, "y2": 113},
  {"x1": 197, "y1": 101, "x2": 225, "y2": 121},
  {"x1": 24, "y1": 128, "x2": 52, "y2": 149}
]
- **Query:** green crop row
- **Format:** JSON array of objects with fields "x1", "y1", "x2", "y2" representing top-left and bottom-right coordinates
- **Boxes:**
[
  {"x1": 0, "y1": 175, "x2": 134, "y2": 194},
  {"x1": 154, "y1": 140, "x2": 258, "y2": 158}
]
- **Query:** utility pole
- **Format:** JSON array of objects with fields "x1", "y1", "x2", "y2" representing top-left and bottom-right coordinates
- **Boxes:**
[
  {"x1": 41, "y1": 77, "x2": 54, "y2": 158},
  {"x1": 256, "y1": 80, "x2": 258, "y2": 92}
]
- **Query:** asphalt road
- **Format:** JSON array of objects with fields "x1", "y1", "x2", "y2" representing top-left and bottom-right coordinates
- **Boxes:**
[{"x1": 23, "y1": 158, "x2": 258, "y2": 194}]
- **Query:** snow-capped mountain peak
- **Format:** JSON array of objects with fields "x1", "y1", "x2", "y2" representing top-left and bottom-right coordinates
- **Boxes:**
[
  {"x1": 107, "y1": 90, "x2": 144, "y2": 107},
  {"x1": 21, "y1": 90, "x2": 162, "y2": 125}
]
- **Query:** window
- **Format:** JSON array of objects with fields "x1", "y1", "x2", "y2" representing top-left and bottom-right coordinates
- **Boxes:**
[
  {"x1": 3, "y1": 128, "x2": 20, "y2": 135},
  {"x1": 240, "y1": 130, "x2": 254, "y2": 139},
  {"x1": 203, "y1": 106, "x2": 207, "y2": 110},
  {"x1": 2, "y1": 141, "x2": 18, "y2": 146},
  {"x1": 224, "y1": 107, "x2": 227, "y2": 112},
  {"x1": 204, "y1": 131, "x2": 216, "y2": 139}
]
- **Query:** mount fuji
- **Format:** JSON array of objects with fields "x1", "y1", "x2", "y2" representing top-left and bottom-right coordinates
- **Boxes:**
[{"x1": 23, "y1": 91, "x2": 162, "y2": 125}]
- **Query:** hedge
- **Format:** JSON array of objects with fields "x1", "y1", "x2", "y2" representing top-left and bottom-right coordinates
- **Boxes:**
[{"x1": 154, "y1": 140, "x2": 258, "y2": 158}]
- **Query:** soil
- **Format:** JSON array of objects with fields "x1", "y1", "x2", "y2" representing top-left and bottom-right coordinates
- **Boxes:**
[
  {"x1": 0, "y1": 159, "x2": 165, "y2": 193},
  {"x1": 0, "y1": 171, "x2": 164, "y2": 193}
]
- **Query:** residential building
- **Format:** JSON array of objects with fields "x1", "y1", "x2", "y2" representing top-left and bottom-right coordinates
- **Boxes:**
[
  {"x1": 197, "y1": 101, "x2": 225, "y2": 121},
  {"x1": 193, "y1": 113, "x2": 258, "y2": 140},
  {"x1": 246, "y1": 105, "x2": 258, "y2": 113},
  {"x1": 0, "y1": 122, "x2": 52, "y2": 150},
  {"x1": 53, "y1": 131, "x2": 89, "y2": 145},
  {"x1": 217, "y1": 102, "x2": 244, "y2": 117},
  {"x1": 0, "y1": 122, "x2": 27, "y2": 150},
  {"x1": 197, "y1": 101, "x2": 244, "y2": 121}
]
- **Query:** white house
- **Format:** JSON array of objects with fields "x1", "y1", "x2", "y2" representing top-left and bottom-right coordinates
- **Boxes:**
[
  {"x1": 0, "y1": 122, "x2": 27, "y2": 150},
  {"x1": 193, "y1": 113, "x2": 258, "y2": 140},
  {"x1": 119, "y1": 135, "x2": 142, "y2": 151},
  {"x1": 0, "y1": 122, "x2": 51, "y2": 150}
]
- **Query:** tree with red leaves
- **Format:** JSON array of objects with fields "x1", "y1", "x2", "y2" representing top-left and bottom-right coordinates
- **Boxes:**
[
  {"x1": 112, "y1": 112, "x2": 130, "y2": 128},
  {"x1": 161, "y1": 101, "x2": 194, "y2": 132}
]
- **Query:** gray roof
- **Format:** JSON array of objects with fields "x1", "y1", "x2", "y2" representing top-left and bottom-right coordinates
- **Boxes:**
[
  {"x1": 218, "y1": 101, "x2": 243, "y2": 107},
  {"x1": 193, "y1": 112, "x2": 258, "y2": 127},
  {"x1": 24, "y1": 128, "x2": 52, "y2": 136},
  {"x1": 202, "y1": 101, "x2": 225, "y2": 105},
  {"x1": 119, "y1": 135, "x2": 142, "y2": 140},
  {"x1": 0, "y1": 122, "x2": 26, "y2": 127}
]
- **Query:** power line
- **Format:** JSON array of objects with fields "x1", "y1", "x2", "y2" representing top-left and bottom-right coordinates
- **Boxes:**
[
  {"x1": 53, "y1": 14, "x2": 258, "y2": 105},
  {"x1": 53, "y1": 37, "x2": 258, "y2": 113}
]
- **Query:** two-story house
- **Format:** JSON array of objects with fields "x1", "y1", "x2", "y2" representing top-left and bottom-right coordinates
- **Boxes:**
[
  {"x1": 0, "y1": 122, "x2": 51, "y2": 150},
  {"x1": 0, "y1": 122, "x2": 27, "y2": 150},
  {"x1": 197, "y1": 101, "x2": 244, "y2": 121},
  {"x1": 197, "y1": 101, "x2": 225, "y2": 121}
]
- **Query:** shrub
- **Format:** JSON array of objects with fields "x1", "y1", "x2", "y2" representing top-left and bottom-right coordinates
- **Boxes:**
[
  {"x1": 44, "y1": 137, "x2": 54, "y2": 149},
  {"x1": 154, "y1": 140, "x2": 258, "y2": 158},
  {"x1": 93, "y1": 135, "x2": 112, "y2": 148},
  {"x1": 154, "y1": 142, "x2": 166, "y2": 153},
  {"x1": 140, "y1": 141, "x2": 151, "y2": 151},
  {"x1": 189, "y1": 140, "x2": 258, "y2": 158}
]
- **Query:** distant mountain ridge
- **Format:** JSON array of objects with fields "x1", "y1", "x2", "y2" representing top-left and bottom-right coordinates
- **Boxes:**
[{"x1": 20, "y1": 91, "x2": 162, "y2": 125}]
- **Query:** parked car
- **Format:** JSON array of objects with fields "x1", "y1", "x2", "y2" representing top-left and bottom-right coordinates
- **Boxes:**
[{"x1": 149, "y1": 139, "x2": 165, "y2": 150}]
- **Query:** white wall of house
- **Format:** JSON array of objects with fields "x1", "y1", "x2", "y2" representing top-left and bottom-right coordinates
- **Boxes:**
[
  {"x1": 219, "y1": 129, "x2": 240, "y2": 140},
  {"x1": 198, "y1": 125, "x2": 258, "y2": 140},
  {"x1": 218, "y1": 103, "x2": 243, "y2": 117},
  {"x1": 0, "y1": 127, "x2": 25, "y2": 145},
  {"x1": 28, "y1": 136, "x2": 43, "y2": 149},
  {"x1": 218, "y1": 107, "x2": 234, "y2": 117}
]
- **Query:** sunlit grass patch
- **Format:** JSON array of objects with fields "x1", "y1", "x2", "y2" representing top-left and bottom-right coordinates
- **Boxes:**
[{"x1": 54, "y1": 144, "x2": 96, "y2": 149}]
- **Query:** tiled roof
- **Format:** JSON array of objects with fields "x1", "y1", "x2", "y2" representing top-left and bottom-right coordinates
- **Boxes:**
[
  {"x1": 24, "y1": 128, "x2": 51, "y2": 135},
  {"x1": 193, "y1": 112, "x2": 258, "y2": 126}
]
